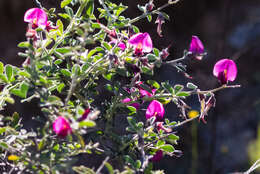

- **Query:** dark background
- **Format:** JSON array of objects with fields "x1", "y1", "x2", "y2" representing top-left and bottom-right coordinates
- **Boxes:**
[{"x1": 1, "y1": 0, "x2": 260, "y2": 173}]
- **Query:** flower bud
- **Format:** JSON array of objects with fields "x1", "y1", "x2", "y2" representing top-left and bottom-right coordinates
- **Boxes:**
[
  {"x1": 155, "y1": 13, "x2": 165, "y2": 37},
  {"x1": 146, "y1": 0, "x2": 154, "y2": 12},
  {"x1": 53, "y1": 116, "x2": 72, "y2": 137},
  {"x1": 151, "y1": 150, "x2": 163, "y2": 162}
]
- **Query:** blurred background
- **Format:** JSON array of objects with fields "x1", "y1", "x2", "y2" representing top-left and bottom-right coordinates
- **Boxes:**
[{"x1": 1, "y1": 0, "x2": 260, "y2": 173}]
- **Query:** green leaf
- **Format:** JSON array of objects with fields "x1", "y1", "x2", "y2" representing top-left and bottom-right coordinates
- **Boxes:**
[
  {"x1": 153, "y1": 48, "x2": 160, "y2": 57},
  {"x1": 0, "y1": 142, "x2": 8, "y2": 150},
  {"x1": 105, "y1": 162, "x2": 114, "y2": 174},
  {"x1": 17, "y1": 42, "x2": 30, "y2": 48},
  {"x1": 20, "y1": 82, "x2": 29, "y2": 98},
  {"x1": 132, "y1": 25, "x2": 139, "y2": 33},
  {"x1": 135, "y1": 160, "x2": 141, "y2": 169},
  {"x1": 46, "y1": 96, "x2": 63, "y2": 106},
  {"x1": 72, "y1": 166, "x2": 96, "y2": 174},
  {"x1": 0, "y1": 74, "x2": 8, "y2": 83},
  {"x1": 156, "y1": 140, "x2": 165, "y2": 147},
  {"x1": 54, "y1": 59, "x2": 63, "y2": 65},
  {"x1": 160, "y1": 144, "x2": 175, "y2": 152},
  {"x1": 65, "y1": 6, "x2": 74, "y2": 17},
  {"x1": 147, "y1": 14, "x2": 152, "y2": 22},
  {"x1": 103, "y1": 72, "x2": 114, "y2": 81},
  {"x1": 56, "y1": 19, "x2": 64, "y2": 36},
  {"x1": 167, "y1": 134, "x2": 179, "y2": 141},
  {"x1": 127, "y1": 117, "x2": 137, "y2": 130},
  {"x1": 176, "y1": 92, "x2": 190, "y2": 97},
  {"x1": 0, "y1": 61, "x2": 4, "y2": 74},
  {"x1": 61, "y1": 69, "x2": 71, "y2": 77},
  {"x1": 0, "y1": 127, "x2": 6, "y2": 134},
  {"x1": 160, "y1": 12, "x2": 170, "y2": 21},
  {"x1": 4, "y1": 97, "x2": 15, "y2": 104},
  {"x1": 105, "y1": 84, "x2": 113, "y2": 92},
  {"x1": 18, "y1": 71, "x2": 31, "y2": 78},
  {"x1": 38, "y1": 138, "x2": 46, "y2": 151},
  {"x1": 72, "y1": 64, "x2": 81, "y2": 76},
  {"x1": 186, "y1": 82, "x2": 198, "y2": 90},
  {"x1": 5, "y1": 65, "x2": 13, "y2": 82},
  {"x1": 91, "y1": 23, "x2": 101, "y2": 29},
  {"x1": 86, "y1": 0, "x2": 94, "y2": 18},
  {"x1": 58, "y1": 13, "x2": 71, "y2": 20},
  {"x1": 102, "y1": 42, "x2": 112, "y2": 51},
  {"x1": 147, "y1": 80, "x2": 160, "y2": 89},
  {"x1": 174, "y1": 84, "x2": 184, "y2": 94},
  {"x1": 61, "y1": 0, "x2": 72, "y2": 8},
  {"x1": 141, "y1": 67, "x2": 153, "y2": 76},
  {"x1": 10, "y1": 82, "x2": 29, "y2": 98},
  {"x1": 147, "y1": 54, "x2": 157, "y2": 62},
  {"x1": 57, "y1": 83, "x2": 65, "y2": 93},
  {"x1": 161, "y1": 82, "x2": 174, "y2": 94},
  {"x1": 127, "y1": 106, "x2": 136, "y2": 115},
  {"x1": 56, "y1": 47, "x2": 71, "y2": 54},
  {"x1": 124, "y1": 155, "x2": 135, "y2": 167},
  {"x1": 79, "y1": 120, "x2": 96, "y2": 128}
]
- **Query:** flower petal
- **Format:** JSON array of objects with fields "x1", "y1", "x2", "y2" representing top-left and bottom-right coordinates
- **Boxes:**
[
  {"x1": 24, "y1": 8, "x2": 48, "y2": 28},
  {"x1": 128, "y1": 33, "x2": 145, "y2": 46},
  {"x1": 53, "y1": 116, "x2": 72, "y2": 137},
  {"x1": 213, "y1": 58, "x2": 237, "y2": 82},
  {"x1": 146, "y1": 100, "x2": 164, "y2": 121},
  {"x1": 142, "y1": 32, "x2": 153, "y2": 53},
  {"x1": 189, "y1": 35, "x2": 204, "y2": 55}
]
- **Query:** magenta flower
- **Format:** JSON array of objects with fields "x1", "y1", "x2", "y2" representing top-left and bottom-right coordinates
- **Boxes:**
[
  {"x1": 53, "y1": 116, "x2": 72, "y2": 137},
  {"x1": 156, "y1": 122, "x2": 172, "y2": 133},
  {"x1": 189, "y1": 35, "x2": 205, "y2": 60},
  {"x1": 139, "y1": 88, "x2": 156, "y2": 98},
  {"x1": 151, "y1": 150, "x2": 163, "y2": 162},
  {"x1": 77, "y1": 109, "x2": 91, "y2": 122},
  {"x1": 46, "y1": 21, "x2": 58, "y2": 32},
  {"x1": 146, "y1": 100, "x2": 164, "y2": 121},
  {"x1": 122, "y1": 98, "x2": 140, "y2": 110},
  {"x1": 136, "y1": 81, "x2": 156, "y2": 98},
  {"x1": 128, "y1": 32, "x2": 153, "y2": 56},
  {"x1": 24, "y1": 8, "x2": 48, "y2": 29},
  {"x1": 109, "y1": 40, "x2": 126, "y2": 51},
  {"x1": 213, "y1": 58, "x2": 237, "y2": 85}
]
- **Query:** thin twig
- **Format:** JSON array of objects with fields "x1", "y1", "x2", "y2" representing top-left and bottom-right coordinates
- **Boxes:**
[
  {"x1": 96, "y1": 156, "x2": 110, "y2": 174},
  {"x1": 34, "y1": 0, "x2": 43, "y2": 8},
  {"x1": 128, "y1": 0, "x2": 180, "y2": 25},
  {"x1": 244, "y1": 158, "x2": 260, "y2": 174},
  {"x1": 99, "y1": 0, "x2": 115, "y2": 23}
]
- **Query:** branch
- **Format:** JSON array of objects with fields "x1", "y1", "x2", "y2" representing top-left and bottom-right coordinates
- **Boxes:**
[
  {"x1": 96, "y1": 156, "x2": 110, "y2": 174},
  {"x1": 129, "y1": 0, "x2": 181, "y2": 25},
  {"x1": 34, "y1": 0, "x2": 43, "y2": 8}
]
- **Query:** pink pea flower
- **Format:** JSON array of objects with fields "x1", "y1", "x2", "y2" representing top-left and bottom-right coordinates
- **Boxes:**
[
  {"x1": 109, "y1": 40, "x2": 126, "y2": 51},
  {"x1": 139, "y1": 88, "x2": 156, "y2": 98},
  {"x1": 146, "y1": 100, "x2": 164, "y2": 121},
  {"x1": 24, "y1": 8, "x2": 48, "y2": 29},
  {"x1": 77, "y1": 109, "x2": 91, "y2": 122},
  {"x1": 128, "y1": 32, "x2": 153, "y2": 56},
  {"x1": 151, "y1": 150, "x2": 163, "y2": 162},
  {"x1": 46, "y1": 21, "x2": 58, "y2": 32},
  {"x1": 53, "y1": 116, "x2": 72, "y2": 137},
  {"x1": 155, "y1": 13, "x2": 165, "y2": 37},
  {"x1": 189, "y1": 35, "x2": 205, "y2": 60},
  {"x1": 122, "y1": 98, "x2": 140, "y2": 110},
  {"x1": 156, "y1": 122, "x2": 172, "y2": 133},
  {"x1": 213, "y1": 58, "x2": 237, "y2": 85},
  {"x1": 136, "y1": 81, "x2": 156, "y2": 98}
]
